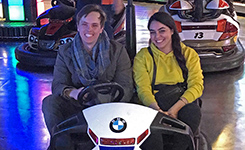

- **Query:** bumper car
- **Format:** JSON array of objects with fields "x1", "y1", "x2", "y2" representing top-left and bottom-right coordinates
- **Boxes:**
[
  {"x1": 15, "y1": 0, "x2": 126, "y2": 67},
  {"x1": 160, "y1": 0, "x2": 245, "y2": 72},
  {"x1": 50, "y1": 82, "x2": 211, "y2": 150}
]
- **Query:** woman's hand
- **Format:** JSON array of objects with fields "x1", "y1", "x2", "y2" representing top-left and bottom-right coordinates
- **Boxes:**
[
  {"x1": 167, "y1": 108, "x2": 178, "y2": 118},
  {"x1": 168, "y1": 97, "x2": 188, "y2": 118},
  {"x1": 69, "y1": 87, "x2": 84, "y2": 100},
  {"x1": 149, "y1": 102, "x2": 168, "y2": 115},
  {"x1": 149, "y1": 102, "x2": 161, "y2": 110}
]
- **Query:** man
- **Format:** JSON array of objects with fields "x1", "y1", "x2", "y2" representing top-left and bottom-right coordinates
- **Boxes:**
[{"x1": 42, "y1": 4, "x2": 133, "y2": 149}]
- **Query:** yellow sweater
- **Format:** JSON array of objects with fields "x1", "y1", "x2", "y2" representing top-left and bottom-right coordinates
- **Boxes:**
[{"x1": 133, "y1": 43, "x2": 204, "y2": 106}]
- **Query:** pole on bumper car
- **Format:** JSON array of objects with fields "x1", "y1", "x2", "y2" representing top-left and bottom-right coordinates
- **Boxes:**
[
  {"x1": 193, "y1": 0, "x2": 203, "y2": 22},
  {"x1": 126, "y1": 0, "x2": 136, "y2": 62}
]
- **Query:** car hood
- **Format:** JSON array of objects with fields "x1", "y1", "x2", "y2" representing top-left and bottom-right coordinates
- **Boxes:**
[{"x1": 83, "y1": 103, "x2": 158, "y2": 139}]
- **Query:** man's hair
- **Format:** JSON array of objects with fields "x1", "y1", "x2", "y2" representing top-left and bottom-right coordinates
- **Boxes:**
[{"x1": 76, "y1": 4, "x2": 107, "y2": 27}]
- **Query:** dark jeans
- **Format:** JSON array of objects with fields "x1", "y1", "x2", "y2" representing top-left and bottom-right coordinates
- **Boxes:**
[
  {"x1": 42, "y1": 95, "x2": 84, "y2": 150},
  {"x1": 157, "y1": 97, "x2": 201, "y2": 133},
  {"x1": 157, "y1": 98, "x2": 202, "y2": 150}
]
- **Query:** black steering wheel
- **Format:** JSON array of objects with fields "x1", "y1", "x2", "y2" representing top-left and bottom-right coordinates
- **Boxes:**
[{"x1": 77, "y1": 82, "x2": 124, "y2": 107}]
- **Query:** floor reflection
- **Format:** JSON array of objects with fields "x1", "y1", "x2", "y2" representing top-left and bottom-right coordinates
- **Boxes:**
[
  {"x1": 201, "y1": 65, "x2": 245, "y2": 149},
  {"x1": 0, "y1": 42, "x2": 52, "y2": 150}
]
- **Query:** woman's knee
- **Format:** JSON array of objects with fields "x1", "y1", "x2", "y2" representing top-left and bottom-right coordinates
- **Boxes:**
[{"x1": 178, "y1": 103, "x2": 201, "y2": 132}]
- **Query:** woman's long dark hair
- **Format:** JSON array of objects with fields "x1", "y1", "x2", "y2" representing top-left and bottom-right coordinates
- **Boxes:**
[{"x1": 147, "y1": 12, "x2": 188, "y2": 80}]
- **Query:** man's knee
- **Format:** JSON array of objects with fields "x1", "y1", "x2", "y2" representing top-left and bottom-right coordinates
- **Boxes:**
[
  {"x1": 42, "y1": 95, "x2": 51, "y2": 113},
  {"x1": 42, "y1": 95, "x2": 63, "y2": 113}
]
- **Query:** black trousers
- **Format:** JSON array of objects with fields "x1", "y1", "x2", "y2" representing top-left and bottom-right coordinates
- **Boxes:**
[
  {"x1": 42, "y1": 95, "x2": 84, "y2": 150},
  {"x1": 157, "y1": 98, "x2": 202, "y2": 150}
]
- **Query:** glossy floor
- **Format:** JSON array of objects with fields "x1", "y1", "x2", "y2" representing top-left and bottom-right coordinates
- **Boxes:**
[{"x1": 0, "y1": 1, "x2": 245, "y2": 150}]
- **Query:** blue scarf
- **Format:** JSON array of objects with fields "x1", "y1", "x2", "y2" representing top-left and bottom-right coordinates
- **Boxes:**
[{"x1": 72, "y1": 31, "x2": 111, "y2": 85}]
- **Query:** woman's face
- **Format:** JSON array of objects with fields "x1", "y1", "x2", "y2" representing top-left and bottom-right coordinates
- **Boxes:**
[
  {"x1": 149, "y1": 20, "x2": 173, "y2": 52},
  {"x1": 77, "y1": 11, "x2": 103, "y2": 50}
]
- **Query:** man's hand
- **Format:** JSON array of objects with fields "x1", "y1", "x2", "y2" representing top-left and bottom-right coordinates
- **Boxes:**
[{"x1": 69, "y1": 87, "x2": 84, "y2": 100}]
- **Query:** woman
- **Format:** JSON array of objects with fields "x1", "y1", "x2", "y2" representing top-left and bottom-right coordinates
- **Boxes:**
[
  {"x1": 133, "y1": 12, "x2": 204, "y2": 149},
  {"x1": 42, "y1": 4, "x2": 133, "y2": 149}
]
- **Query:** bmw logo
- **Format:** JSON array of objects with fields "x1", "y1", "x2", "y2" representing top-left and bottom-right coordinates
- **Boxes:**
[{"x1": 110, "y1": 117, "x2": 127, "y2": 133}]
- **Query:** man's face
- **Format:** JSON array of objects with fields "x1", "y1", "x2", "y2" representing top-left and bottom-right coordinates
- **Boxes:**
[{"x1": 77, "y1": 12, "x2": 104, "y2": 49}]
